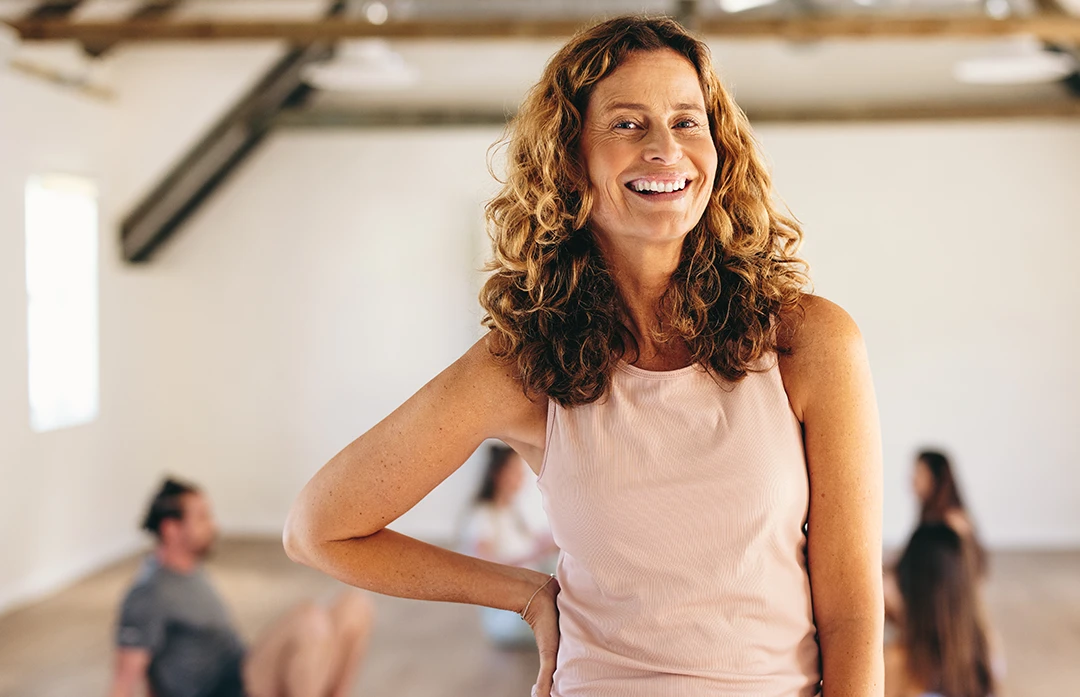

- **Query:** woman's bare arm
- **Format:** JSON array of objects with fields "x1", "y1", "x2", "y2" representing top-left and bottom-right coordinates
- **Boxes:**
[
  {"x1": 781, "y1": 296, "x2": 885, "y2": 697},
  {"x1": 282, "y1": 334, "x2": 550, "y2": 613}
]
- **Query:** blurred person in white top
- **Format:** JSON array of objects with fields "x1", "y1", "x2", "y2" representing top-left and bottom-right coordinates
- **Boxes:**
[{"x1": 461, "y1": 444, "x2": 558, "y2": 647}]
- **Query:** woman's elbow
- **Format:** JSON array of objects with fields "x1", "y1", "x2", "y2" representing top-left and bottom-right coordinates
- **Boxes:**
[
  {"x1": 282, "y1": 494, "x2": 336, "y2": 566},
  {"x1": 282, "y1": 507, "x2": 318, "y2": 566},
  {"x1": 281, "y1": 496, "x2": 382, "y2": 567}
]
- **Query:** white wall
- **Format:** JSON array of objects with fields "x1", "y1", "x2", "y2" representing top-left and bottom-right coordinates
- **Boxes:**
[
  {"x1": 151, "y1": 121, "x2": 1080, "y2": 550},
  {"x1": 0, "y1": 68, "x2": 149, "y2": 617},
  {"x1": 141, "y1": 128, "x2": 501, "y2": 539},
  {"x1": 0, "y1": 41, "x2": 289, "y2": 614},
  {"x1": 759, "y1": 121, "x2": 1080, "y2": 548}
]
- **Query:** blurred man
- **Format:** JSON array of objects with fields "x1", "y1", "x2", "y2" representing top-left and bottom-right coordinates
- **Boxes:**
[{"x1": 110, "y1": 478, "x2": 372, "y2": 697}]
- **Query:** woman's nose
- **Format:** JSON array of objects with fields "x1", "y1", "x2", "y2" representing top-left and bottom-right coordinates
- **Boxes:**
[{"x1": 642, "y1": 128, "x2": 682, "y2": 165}]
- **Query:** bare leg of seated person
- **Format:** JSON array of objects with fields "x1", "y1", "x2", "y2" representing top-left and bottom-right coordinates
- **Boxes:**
[
  {"x1": 243, "y1": 590, "x2": 374, "y2": 697},
  {"x1": 324, "y1": 591, "x2": 374, "y2": 697}
]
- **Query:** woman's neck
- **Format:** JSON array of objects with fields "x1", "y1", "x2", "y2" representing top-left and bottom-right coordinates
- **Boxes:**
[{"x1": 595, "y1": 231, "x2": 687, "y2": 366}]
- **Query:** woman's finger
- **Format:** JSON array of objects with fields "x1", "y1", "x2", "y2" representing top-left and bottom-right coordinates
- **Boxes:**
[
  {"x1": 534, "y1": 642, "x2": 557, "y2": 696},
  {"x1": 525, "y1": 577, "x2": 561, "y2": 697}
]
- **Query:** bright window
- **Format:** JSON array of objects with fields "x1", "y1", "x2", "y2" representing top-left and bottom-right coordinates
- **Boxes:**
[{"x1": 25, "y1": 174, "x2": 99, "y2": 433}]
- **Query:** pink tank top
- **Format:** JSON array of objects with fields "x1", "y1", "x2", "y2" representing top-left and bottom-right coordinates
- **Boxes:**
[{"x1": 537, "y1": 355, "x2": 821, "y2": 696}]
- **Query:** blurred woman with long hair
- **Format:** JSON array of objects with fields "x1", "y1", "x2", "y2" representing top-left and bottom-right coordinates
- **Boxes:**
[
  {"x1": 885, "y1": 523, "x2": 995, "y2": 697},
  {"x1": 463, "y1": 444, "x2": 556, "y2": 571},
  {"x1": 912, "y1": 450, "x2": 986, "y2": 572},
  {"x1": 887, "y1": 450, "x2": 988, "y2": 623},
  {"x1": 462, "y1": 444, "x2": 558, "y2": 647}
]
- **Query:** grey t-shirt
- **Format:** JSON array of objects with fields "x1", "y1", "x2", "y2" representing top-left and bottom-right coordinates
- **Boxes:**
[{"x1": 116, "y1": 557, "x2": 246, "y2": 697}]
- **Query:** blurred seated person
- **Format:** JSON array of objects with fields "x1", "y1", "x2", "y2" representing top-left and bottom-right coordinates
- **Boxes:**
[
  {"x1": 886, "y1": 449, "x2": 987, "y2": 622},
  {"x1": 110, "y1": 477, "x2": 373, "y2": 697},
  {"x1": 885, "y1": 523, "x2": 999, "y2": 697},
  {"x1": 460, "y1": 445, "x2": 559, "y2": 647},
  {"x1": 911, "y1": 450, "x2": 985, "y2": 558}
]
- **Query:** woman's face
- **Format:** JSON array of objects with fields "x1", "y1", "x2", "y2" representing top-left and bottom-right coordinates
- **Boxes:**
[
  {"x1": 913, "y1": 459, "x2": 935, "y2": 503},
  {"x1": 580, "y1": 49, "x2": 718, "y2": 248},
  {"x1": 497, "y1": 455, "x2": 526, "y2": 497}
]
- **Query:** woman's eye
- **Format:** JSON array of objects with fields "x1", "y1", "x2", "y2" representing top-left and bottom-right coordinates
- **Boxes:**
[
  {"x1": 614, "y1": 121, "x2": 639, "y2": 130},
  {"x1": 675, "y1": 119, "x2": 698, "y2": 128}
]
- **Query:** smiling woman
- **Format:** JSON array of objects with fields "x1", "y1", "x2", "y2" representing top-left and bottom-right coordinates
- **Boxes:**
[
  {"x1": 582, "y1": 55, "x2": 717, "y2": 263},
  {"x1": 482, "y1": 18, "x2": 809, "y2": 393},
  {"x1": 581, "y1": 53, "x2": 717, "y2": 241},
  {"x1": 285, "y1": 14, "x2": 884, "y2": 697}
]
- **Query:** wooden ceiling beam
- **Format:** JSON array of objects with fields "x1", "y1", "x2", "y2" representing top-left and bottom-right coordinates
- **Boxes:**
[
  {"x1": 275, "y1": 100, "x2": 1080, "y2": 128},
  {"x1": 11, "y1": 14, "x2": 1080, "y2": 43},
  {"x1": 82, "y1": 0, "x2": 183, "y2": 56},
  {"x1": 1031, "y1": 0, "x2": 1070, "y2": 15}
]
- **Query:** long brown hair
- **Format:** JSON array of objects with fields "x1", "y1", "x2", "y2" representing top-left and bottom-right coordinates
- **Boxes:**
[
  {"x1": 480, "y1": 15, "x2": 808, "y2": 407},
  {"x1": 917, "y1": 450, "x2": 968, "y2": 523},
  {"x1": 917, "y1": 449, "x2": 988, "y2": 575},
  {"x1": 897, "y1": 523, "x2": 994, "y2": 697},
  {"x1": 474, "y1": 444, "x2": 518, "y2": 504}
]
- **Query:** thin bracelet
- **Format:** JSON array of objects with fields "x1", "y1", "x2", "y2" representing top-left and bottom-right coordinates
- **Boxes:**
[{"x1": 519, "y1": 573, "x2": 556, "y2": 620}]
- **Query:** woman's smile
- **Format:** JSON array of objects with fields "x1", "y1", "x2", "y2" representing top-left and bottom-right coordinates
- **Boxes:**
[{"x1": 623, "y1": 174, "x2": 694, "y2": 201}]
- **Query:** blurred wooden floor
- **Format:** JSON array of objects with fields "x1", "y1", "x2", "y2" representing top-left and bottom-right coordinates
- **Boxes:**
[{"x1": 0, "y1": 540, "x2": 1077, "y2": 697}]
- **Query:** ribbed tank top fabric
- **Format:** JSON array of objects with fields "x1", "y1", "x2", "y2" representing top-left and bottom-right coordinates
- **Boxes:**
[{"x1": 536, "y1": 355, "x2": 821, "y2": 697}]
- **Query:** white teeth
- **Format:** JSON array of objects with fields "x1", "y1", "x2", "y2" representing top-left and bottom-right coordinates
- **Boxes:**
[{"x1": 631, "y1": 178, "x2": 688, "y2": 193}]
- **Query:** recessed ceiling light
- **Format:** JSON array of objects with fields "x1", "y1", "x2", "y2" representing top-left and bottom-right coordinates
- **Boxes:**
[
  {"x1": 984, "y1": 0, "x2": 1011, "y2": 19},
  {"x1": 364, "y1": 2, "x2": 389, "y2": 26},
  {"x1": 302, "y1": 40, "x2": 418, "y2": 91},
  {"x1": 715, "y1": 0, "x2": 779, "y2": 13},
  {"x1": 955, "y1": 39, "x2": 1078, "y2": 84}
]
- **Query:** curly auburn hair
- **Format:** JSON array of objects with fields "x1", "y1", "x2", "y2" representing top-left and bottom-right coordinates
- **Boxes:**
[{"x1": 480, "y1": 15, "x2": 809, "y2": 407}]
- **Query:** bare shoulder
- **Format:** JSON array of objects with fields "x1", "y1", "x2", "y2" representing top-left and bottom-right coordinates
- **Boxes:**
[
  {"x1": 778, "y1": 294, "x2": 864, "y2": 354},
  {"x1": 777, "y1": 294, "x2": 870, "y2": 422},
  {"x1": 455, "y1": 333, "x2": 549, "y2": 471},
  {"x1": 944, "y1": 508, "x2": 974, "y2": 538}
]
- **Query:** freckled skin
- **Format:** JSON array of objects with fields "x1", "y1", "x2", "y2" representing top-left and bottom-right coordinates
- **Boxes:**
[{"x1": 580, "y1": 49, "x2": 719, "y2": 248}]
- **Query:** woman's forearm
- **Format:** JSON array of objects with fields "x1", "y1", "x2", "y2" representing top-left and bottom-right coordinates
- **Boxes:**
[
  {"x1": 291, "y1": 527, "x2": 550, "y2": 613},
  {"x1": 819, "y1": 617, "x2": 884, "y2": 697}
]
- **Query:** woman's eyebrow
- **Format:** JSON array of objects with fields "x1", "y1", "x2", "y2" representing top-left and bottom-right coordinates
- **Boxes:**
[{"x1": 601, "y1": 101, "x2": 707, "y2": 114}]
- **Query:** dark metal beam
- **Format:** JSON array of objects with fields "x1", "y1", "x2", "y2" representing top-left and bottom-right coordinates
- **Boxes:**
[
  {"x1": 1031, "y1": 0, "x2": 1080, "y2": 97},
  {"x1": 13, "y1": 14, "x2": 1080, "y2": 43},
  {"x1": 120, "y1": 2, "x2": 346, "y2": 262},
  {"x1": 23, "y1": 0, "x2": 83, "y2": 20}
]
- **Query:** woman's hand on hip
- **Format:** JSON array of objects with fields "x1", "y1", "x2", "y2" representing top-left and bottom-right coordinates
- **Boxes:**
[{"x1": 523, "y1": 574, "x2": 561, "y2": 697}]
